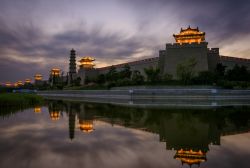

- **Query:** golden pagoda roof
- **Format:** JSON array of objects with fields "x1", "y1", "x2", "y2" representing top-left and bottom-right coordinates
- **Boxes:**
[
  {"x1": 51, "y1": 68, "x2": 60, "y2": 72},
  {"x1": 50, "y1": 68, "x2": 60, "y2": 76},
  {"x1": 79, "y1": 56, "x2": 95, "y2": 69},
  {"x1": 34, "y1": 74, "x2": 43, "y2": 81},
  {"x1": 173, "y1": 26, "x2": 205, "y2": 44},
  {"x1": 79, "y1": 56, "x2": 95, "y2": 61},
  {"x1": 17, "y1": 81, "x2": 23, "y2": 85},
  {"x1": 25, "y1": 79, "x2": 31, "y2": 83},
  {"x1": 34, "y1": 74, "x2": 43, "y2": 77},
  {"x1": 5, "y1": 82, "x2": 12, "y2": 87}
]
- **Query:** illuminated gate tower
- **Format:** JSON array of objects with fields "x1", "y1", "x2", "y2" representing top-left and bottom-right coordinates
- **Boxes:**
[
  {"x1": 78, "y1": 56, "x2": 96, "y2": 85},
  {"x1": 50, "y1": 68, "x2": 61, "y2": 86},
  {"x1": 173, "y1": 26, "x2": 205, "y2": 44},
  {"x1": 159, "y1": 26, "x2": 219, "y2": 78}
]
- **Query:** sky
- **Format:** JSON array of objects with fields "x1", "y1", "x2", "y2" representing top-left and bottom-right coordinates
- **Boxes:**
[{"x1": 0, "y1": 0, "x2": 250, "y2": 83}]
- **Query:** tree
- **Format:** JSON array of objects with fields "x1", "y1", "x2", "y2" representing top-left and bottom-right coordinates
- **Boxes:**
[
  {"x1": 144, "y1": 67, "x2": 160, "y2": 83},
  {"x1": 215, "y1": 63, "x2": 226, "y2": 79},
  {"x1": 194, "y1": 71, "x2": 216, "y2": 85},
  {"x1": 96, "y1": 74, "x2": 106, "y2": 84},
  {"x1": 176, "y1": 57, "x2": 197, "y2": 84},
  {"x1": 226, "y1": 65, "x2": 250, "y2": 81},
  {"x1": 106, "y1": 66, "x2": 118, "y2": 82},
  {"x1": 162, "y1": 73, "x2": 173, "y2": 82},
  {"x1": 119, "y1": 64, "x2": 132, "y2": 79},
  {"x1": 74, "y1": 77, "x2": 81, "y2": 86},
  {"x1": 131, "y1": 70, "x2": 144, "y2": 85}
]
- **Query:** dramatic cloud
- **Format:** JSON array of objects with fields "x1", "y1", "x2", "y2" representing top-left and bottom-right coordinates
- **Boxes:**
[{"x1": 0, "y1": 0, "x2": 249, "y2": 82}]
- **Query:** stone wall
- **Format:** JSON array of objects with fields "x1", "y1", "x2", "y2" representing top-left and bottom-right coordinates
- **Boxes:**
[
  {"x1": 159, "y1": 42, "x2": 209, "y2": 78},
  {"x1": 220, "y1": 56, "x2": 250, "y2": 70},
  {"x1": 97, "y1": 57, "x2": 159, "y2": 76}
]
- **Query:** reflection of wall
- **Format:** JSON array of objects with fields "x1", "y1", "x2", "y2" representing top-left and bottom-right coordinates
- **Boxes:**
[{"x1": 159, "y1": 113, "x2": 220, "y2": 152}]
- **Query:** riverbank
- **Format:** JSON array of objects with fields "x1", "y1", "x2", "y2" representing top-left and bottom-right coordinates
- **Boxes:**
[
  {"x1": 38, "y1": 88, "x2": 250, "y2": 108},
  {"x1": 0, "y1": 93, "x2": 44, "y2": 107}
]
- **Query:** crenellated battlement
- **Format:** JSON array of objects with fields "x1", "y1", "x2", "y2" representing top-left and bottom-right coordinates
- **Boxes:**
[
  {"x1": 220, "y1": 56, "x2": 250, "y2": 62},
  {"x1": 97, "y1": 57, "x2": 159, "y2": 71},
  {"x1": 208, "y1": 48, "x2": 219, "y2": 53},
  {"x1": 166, "y1": 42, "x2": 208, "y2": 49}
]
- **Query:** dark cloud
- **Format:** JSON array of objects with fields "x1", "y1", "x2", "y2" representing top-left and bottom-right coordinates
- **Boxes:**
[
  {"x1": 0, "y1": 17, "x2": 159, "y2": 82},
  {"x1": 0, "y1": 0, "x2": 250, "y2": 82},
  {"x1": 123, "y1": 0, "x2": 250, "y2": 42}
]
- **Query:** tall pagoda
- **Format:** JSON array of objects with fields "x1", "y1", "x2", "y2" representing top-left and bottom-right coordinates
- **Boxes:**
[{"x1": 173, "y1": 26, "x2": 205, "y2": 44}]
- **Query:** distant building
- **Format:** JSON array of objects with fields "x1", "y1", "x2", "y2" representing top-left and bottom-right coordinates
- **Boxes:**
[{"x1": 67, "y1": 26, "x2": 250, "y2": 84}]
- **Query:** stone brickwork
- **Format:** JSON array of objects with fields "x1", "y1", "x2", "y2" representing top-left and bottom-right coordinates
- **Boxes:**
[
  {"x1": 159, "y1": 42, "x2": 209, "y2": 78},
  {"x1": 97, "y1": 57, "x2": 159, "y2": 76},
  {"x1": 220, "y1": 56, "x2": 250, "y2": 70}
]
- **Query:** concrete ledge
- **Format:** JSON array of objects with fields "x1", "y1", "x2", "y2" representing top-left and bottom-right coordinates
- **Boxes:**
[{"x1": 38, "y1": 88, "x2": 250, "y2": 107}]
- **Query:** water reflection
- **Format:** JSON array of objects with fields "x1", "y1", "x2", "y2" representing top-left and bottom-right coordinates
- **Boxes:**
[
  {"x1": 34, "y1": 107, "x2": 41, "y2": 113},
  {"x1": 43, "y1": 100, "x2": 250, "y2": 167},
  {"x1": 1, "y1": 100, "x2": 250, "y2": 168}
]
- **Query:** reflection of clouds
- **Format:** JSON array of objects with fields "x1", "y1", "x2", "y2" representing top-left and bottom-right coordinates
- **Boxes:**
[
  {"x1": 0, "y1": 109, "x2": 177, "y2": 168},
  {"x1": 1, "y1": 108, "x2": 250, "y2": 168},
  {"x1": 205, "y1": 133, "x2": 250, "y2": 168}
]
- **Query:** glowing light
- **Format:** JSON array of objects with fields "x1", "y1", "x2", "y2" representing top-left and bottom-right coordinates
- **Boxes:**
[
  {"x1": 174, "y1": 149, "x2": 207, "y2": 166},
  {"x1": 50, "y1": 111, "x2": 60, "y2": 121},
  {"x1": 79, "y1": 120, "x2": 94, "y2": 133},
  {"x1": 79, "y1": 56, "x2": 95, "y2": 69},
  {"x1": 50, "y1": 68, "x2": 60, "y2": 76},
  {"x1": 34, "y1": 74, "x2": 43, "y2": 81},
  {"x1": 5, "y1": 82, "x2": 12, "y2": 87},
  {"x1": 17, "y1": 81, "x2": 23, "y2": 86},
  {"x1": 173, "y1": 26, "x2": 205, "y2": 44},
  {"x1": 25, "y1": 78, "x2": 31, "y2": 84},
  {"x1": 34, "y1": 107, "x2": 41, "y2": 113}
]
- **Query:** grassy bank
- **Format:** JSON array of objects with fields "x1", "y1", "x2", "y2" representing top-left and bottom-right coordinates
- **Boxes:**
[{"x1": 0, "y1": 93, "x2": 44, "y2": 107}]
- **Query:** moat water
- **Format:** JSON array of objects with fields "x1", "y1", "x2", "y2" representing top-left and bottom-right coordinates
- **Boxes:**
[{"x1": 0, "y1": 100, "x2": 250, "y2": 168}]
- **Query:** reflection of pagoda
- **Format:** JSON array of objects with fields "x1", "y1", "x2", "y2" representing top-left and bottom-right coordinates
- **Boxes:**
[
  {"x1": 174, "y1": 149, "x2": 206, "y2": 167},
  {"x1": 48, "y1": 102, "x2": 61, "y2": 121},
  {"x1": 159, "y1": 113, "x2": 220, "y2": 167},
  {"x1": 34, "y1": 107, "x2": 41, "y2": 113},
  {"x1": 67, "y1": 103, "x2": 76, "y2": 140},
  {"x1": 78, "y1": 104, "x2": 94, "y2": 133},
  {"x1": 173, "y1": 26, "x2": 205, "y2": 44},
  {"x1": 49, "y1": 111, "x2": 60, "y2": 121}
]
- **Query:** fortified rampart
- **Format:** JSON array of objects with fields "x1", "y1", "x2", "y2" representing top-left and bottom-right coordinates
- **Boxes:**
[
  {"x1": 220, "y1": 56, "x2": 250, "y2": 70},
  {"x1": 159, "y1": 42, "x2": 209, "y2": 78},
  {"x1": 97, "y1": 57, "x2": 159, "y2": 76}
]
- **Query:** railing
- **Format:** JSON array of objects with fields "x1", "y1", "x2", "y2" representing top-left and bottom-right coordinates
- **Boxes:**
[{"x1": 38, "y1": 89, "x2": 250, "y2": 108}]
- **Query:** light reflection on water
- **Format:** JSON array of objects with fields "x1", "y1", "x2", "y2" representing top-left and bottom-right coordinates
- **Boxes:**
[{"x1": 0, "y1": 100, "x2": 250, "y2": 168}]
